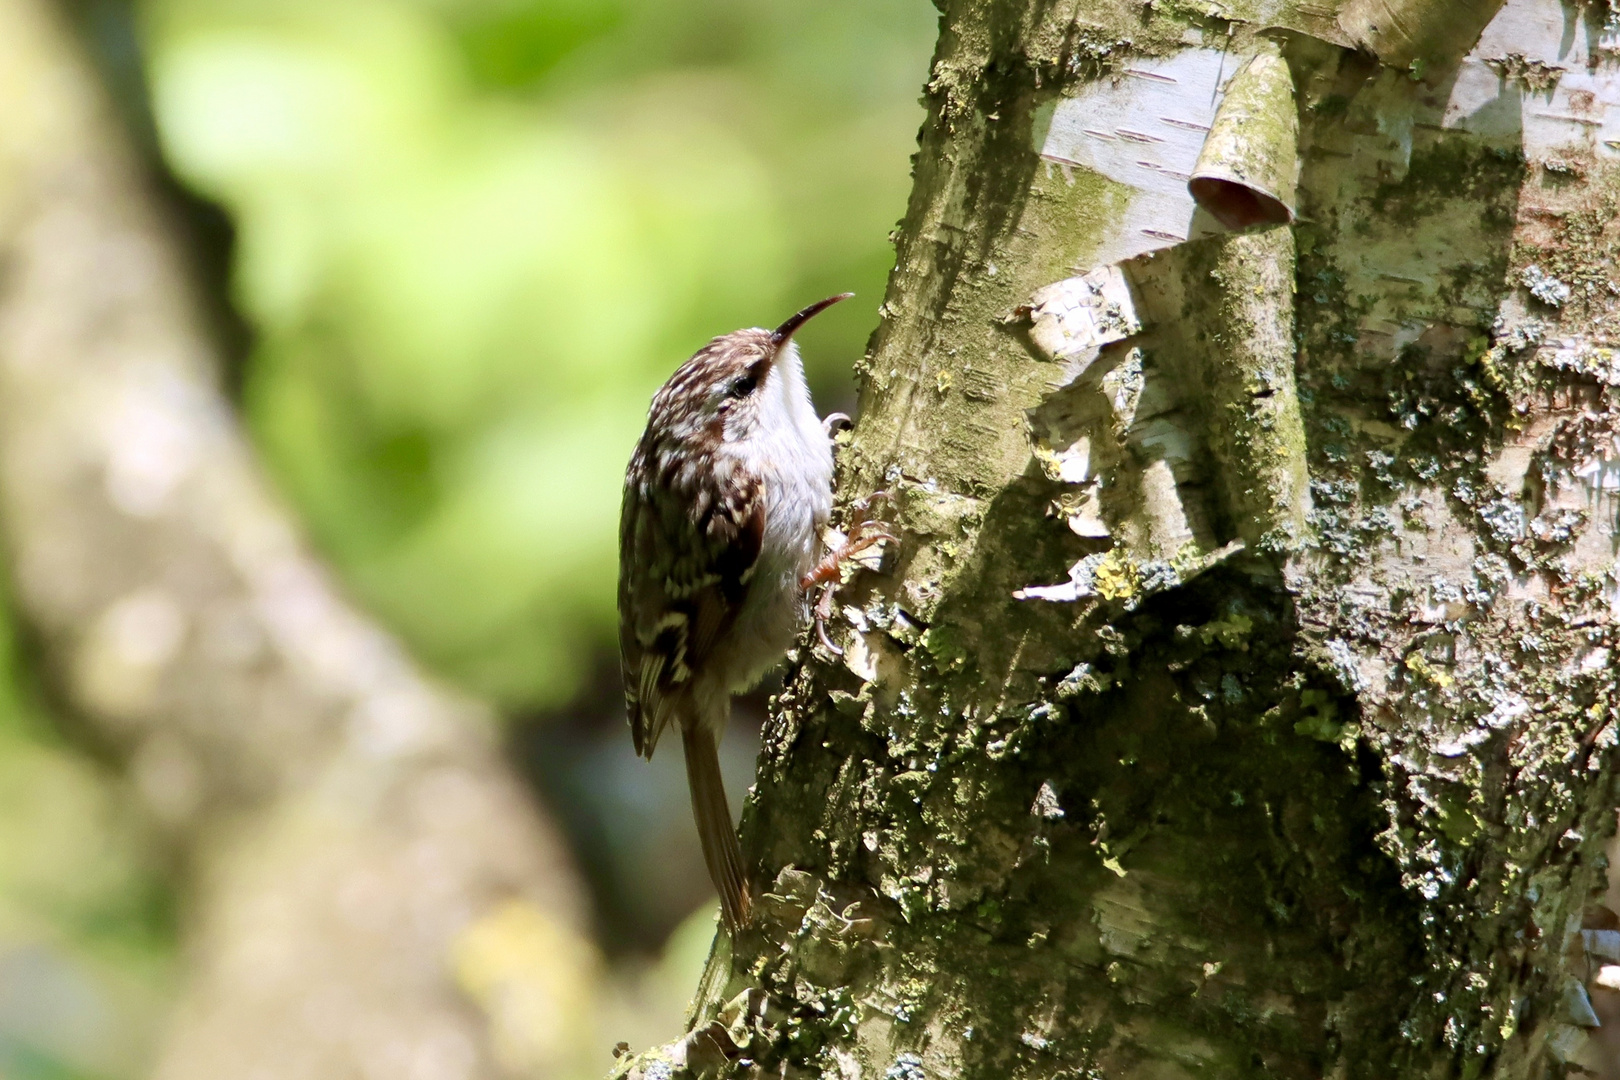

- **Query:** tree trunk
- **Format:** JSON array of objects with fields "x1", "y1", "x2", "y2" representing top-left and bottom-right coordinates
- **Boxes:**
[
  {"x1": 621, "y1": 0, "x2": 1620, "y2": 1076},
  {"x1": 0, "y1": 3, "x2": 600, "y2": 1078}
]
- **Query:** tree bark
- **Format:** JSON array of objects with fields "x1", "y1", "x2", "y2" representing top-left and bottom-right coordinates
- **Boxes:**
[
  {"x1": 621, "y1": 0, "x2": 1620, "y2": 1077},
  {"x1": 0, "y1": 3, "x2": 599, "y2": 1078}
]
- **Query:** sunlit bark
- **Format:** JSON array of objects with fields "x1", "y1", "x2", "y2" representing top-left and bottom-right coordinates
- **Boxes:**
[{"x1": 622, "y1": 0, "x2": 1620, "y2": 1076}]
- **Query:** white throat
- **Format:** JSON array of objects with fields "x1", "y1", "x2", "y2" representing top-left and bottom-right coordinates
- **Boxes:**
[{"x1": 763, "y1": 341, "x2": 822, "y2": 440}]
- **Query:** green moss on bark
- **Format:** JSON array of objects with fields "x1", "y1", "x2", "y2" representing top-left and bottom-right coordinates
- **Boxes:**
[{"x1": 616, "y1": 4, "x2": 1620, "y2": 1079}]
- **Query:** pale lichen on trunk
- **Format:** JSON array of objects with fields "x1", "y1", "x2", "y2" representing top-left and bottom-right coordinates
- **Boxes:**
[{"x1": 616, "y1": 0, "x2": 1620, "y2": 1077}]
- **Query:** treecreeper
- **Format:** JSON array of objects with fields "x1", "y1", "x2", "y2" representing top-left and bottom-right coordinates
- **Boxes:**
[{"x1": 618, "y1": 293, "x2": 889, "y2": 931}]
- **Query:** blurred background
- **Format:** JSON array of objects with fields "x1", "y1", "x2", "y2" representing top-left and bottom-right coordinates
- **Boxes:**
[
  {"x1": 0, "y1": 0, "x2": 934, "y2": 1076},
  {"x1": 10, "y1": 4, "x2": 1620, "y2": 1080}
]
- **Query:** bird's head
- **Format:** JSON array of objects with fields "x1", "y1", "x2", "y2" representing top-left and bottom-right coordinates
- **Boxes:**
[{"x1": 649, "y1": 293, "x2": 851, "y2": 446}]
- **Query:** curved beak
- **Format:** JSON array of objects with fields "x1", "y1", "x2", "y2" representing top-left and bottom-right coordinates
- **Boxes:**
[{"x1": 770, "y1": 292, "x2": 854, "y2": 349}]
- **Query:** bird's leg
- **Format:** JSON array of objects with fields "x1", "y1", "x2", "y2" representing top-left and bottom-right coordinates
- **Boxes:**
[
  {"x1": 802, "y1": 491, "x2": 897, "y2": 655},
  {"x1": 803, "y1": 491, "x2": 896, "y2": 588},
  {"x1": 812, "y1": 581, "x2": 841, "y2": 655}
]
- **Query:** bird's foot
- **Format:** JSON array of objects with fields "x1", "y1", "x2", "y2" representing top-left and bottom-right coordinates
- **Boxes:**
[{"x1": 803, "y1": 497, "x2": 897, "y2": 655}]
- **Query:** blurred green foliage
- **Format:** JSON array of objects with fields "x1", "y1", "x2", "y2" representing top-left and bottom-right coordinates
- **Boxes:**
[
  {"x1": 141, "y1": 0, "x2": 935, "y2": 707},
  {"x1": 0, "y1": 4, "x2": 934, "y2": 1074},
  {"x1": 0, "y1": 600, "x2": 174, "y2": 1080}
]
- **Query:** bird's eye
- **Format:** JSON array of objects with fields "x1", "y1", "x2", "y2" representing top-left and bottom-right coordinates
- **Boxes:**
[{"x1": 728, "y1": 374, "x2": 757, "y2": 398}]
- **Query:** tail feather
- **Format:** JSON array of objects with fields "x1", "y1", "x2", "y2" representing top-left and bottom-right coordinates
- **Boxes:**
[{"x1": 682, "y1": 724, "x2": 750, "y2": 932}]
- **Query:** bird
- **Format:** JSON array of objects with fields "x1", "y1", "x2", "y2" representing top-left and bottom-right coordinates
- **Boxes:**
[{"x1": 618, "y1": 293, "x2": 858, "y2": 932}]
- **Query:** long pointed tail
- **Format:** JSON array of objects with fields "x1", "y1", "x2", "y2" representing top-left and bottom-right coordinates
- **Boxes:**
[{"x1": 682, "y1": 723, "x2": 750, "y2": 932}]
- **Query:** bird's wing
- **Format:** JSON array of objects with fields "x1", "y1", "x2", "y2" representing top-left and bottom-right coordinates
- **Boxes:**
[{"x1": 618, "y1": 441, "x2": 764, "y2": 758}]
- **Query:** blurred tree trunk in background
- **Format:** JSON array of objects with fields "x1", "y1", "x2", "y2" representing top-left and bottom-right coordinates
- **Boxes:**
[
  {"x1": 623, "y1": 0, "x2": 1620, "y2": 1077},
  {"x1": 0, "y1": 2, "x2": 603, "y2": 1078}
]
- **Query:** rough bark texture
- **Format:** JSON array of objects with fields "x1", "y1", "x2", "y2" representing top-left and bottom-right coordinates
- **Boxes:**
[
  {"x1": 619, "y1": 0, "x2": 1620, "y2": 1077},
  {"x1": 0, "y1": 3, "x2": 598, "y2": 1078}
]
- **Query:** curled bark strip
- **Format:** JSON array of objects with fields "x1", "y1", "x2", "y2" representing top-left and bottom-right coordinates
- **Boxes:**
[
  {"x1": 1189, "y1": 48, "x2": 1299, "y2": 231},
  {"x1": 1338, "y1": 0, "x2": 1508, "y2": 71}
]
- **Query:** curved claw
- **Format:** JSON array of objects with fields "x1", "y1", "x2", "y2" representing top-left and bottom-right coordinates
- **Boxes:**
[
  {"x1": 815, "y1": 611, "x2": 844, "y2": 656},
  {"x1": 823, "y1": 412, "x2": 853, "y2": 438},
  {"x1": 850, "y1": 488, "x2": 892, "y2": 515},
  {"x1": 812, "y1": 580, "x2": 844, "y2": 655},
  {"x1": 844, "y1": 521, "x2": 899, "y2": 557},
  {"x1": 803, "y1": 498, "x2": 896, "y2": 656}
]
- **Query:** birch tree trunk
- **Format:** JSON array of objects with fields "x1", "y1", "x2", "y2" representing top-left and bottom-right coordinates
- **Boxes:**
[{"x1": 620, "y1": 0, "x2": 1620, "y2": 1077}]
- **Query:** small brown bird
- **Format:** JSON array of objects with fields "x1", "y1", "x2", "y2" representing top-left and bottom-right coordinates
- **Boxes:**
[{"x1": 617, "y1": 294, "x2": 853, "y2": 932}]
